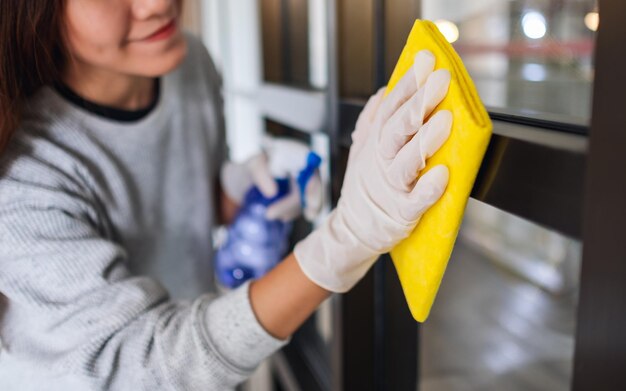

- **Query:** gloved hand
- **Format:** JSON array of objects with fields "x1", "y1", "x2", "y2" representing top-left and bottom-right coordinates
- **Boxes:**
[
  {"x1": 294, "y1": 50, "x2": 453, "y2": 293},
  {"x1": 220, "y1": 137, "x2": 323, "y2": 222}
]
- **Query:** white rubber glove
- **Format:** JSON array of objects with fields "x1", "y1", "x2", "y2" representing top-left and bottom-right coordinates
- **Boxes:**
[
  {"x1": 220, "y1": 138, "x2": 323, "y2": 222},
  {"x1": 294, "y1": 50, "x2": 453, "y2": 293}
]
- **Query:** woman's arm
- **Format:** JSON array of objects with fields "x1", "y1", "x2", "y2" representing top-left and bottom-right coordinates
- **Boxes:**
[
  {"x1": 248, "y1": 51, "x2": 453, "y2": 340},
  {"x1": 250, "y1": 253, "x2": 330, "y2": 340},
  {"x1": 0, "y1": 180, "x2": 287, "y2": 390}
]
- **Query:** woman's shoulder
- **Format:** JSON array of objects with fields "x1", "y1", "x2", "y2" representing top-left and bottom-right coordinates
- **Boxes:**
[
  {"x1": 0, "y1": 123, "x2": 111, "y2": 245},
  {"x1": 0, "y1": 110, "x2": 98, "y2": 208},
  {"x1": 183, "y1": 32, "x2": 219, "y2": 74},
  {"x1": 170, "y1": 32, "x2": 222, "y2": 95}
]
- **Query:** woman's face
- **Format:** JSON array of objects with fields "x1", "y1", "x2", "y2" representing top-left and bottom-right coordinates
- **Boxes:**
[{"x1": 63, "y1": 0, "x2": 187, "y2": 77}]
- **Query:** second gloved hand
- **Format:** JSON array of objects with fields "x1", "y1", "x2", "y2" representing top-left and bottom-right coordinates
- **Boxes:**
[
  {"x1": 294, "y1": 50, "x2": 453, "y2": 293},
  {"x1": 220, "y1": 137, "x2": 323, "y2": 222}
]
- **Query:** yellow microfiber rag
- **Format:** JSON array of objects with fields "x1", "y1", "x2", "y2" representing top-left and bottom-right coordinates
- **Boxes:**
[{"x1": 385, "y1": 20, "x2": 492, "y2": 322}]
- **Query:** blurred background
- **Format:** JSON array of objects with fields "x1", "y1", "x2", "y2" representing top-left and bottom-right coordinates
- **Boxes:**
[{"x1": 182, "y1": 1, "x2": 598, "y2": 390}]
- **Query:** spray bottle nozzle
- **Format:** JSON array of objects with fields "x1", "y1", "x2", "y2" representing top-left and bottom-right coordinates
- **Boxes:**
[{"x1": 297, "y1": 152, "x2": 322, "y2": 208}]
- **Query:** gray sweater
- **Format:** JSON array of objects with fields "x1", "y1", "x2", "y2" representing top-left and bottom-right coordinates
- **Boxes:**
[{"x1": 0, "y1": 35, "x2": 288, "y2": 390}]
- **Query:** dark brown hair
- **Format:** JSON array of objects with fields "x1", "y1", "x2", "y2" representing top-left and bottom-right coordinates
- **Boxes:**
[{"x1": 0, "y1": 1, "x2": 66, "y2": 154}]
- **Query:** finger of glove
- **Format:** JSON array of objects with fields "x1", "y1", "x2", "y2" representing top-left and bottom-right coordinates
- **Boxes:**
[
  {"x1": 387, "y1": 110, "x2": 452, "y2": 191},
  {"x1": 352, "y1": 87, "x2": 386, "y2": 150},
  {"x1": 378, "y1": 69, "x2": 451, "y2": 160},
  {"x1": 265, "y1": 187, "x2": 302, "y2": 222},
  {"x1": 376, "y1": 50, "x2": 435, "y2": 127},
  {"x1": 303, "y1": 171, "x2": 324, "y2": 221},
  {"x1": 247, "y1": 153, "x2": 278, "y2": 198},
  {"x1": 362, "y1": 87, "x2": 387, "y2": 124},
  {"x1": 402, "y1": 164, "x2": 449, "y2": 222}
]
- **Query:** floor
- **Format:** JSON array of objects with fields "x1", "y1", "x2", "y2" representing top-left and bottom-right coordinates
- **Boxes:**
[{"x1": 420, "y1": 239, "x2": 578, "y2": 391}]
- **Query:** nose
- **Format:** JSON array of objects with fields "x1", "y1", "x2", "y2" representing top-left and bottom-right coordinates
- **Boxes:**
[{"x1": 132, "y1": 0, "x2": 174, "y2": 20}]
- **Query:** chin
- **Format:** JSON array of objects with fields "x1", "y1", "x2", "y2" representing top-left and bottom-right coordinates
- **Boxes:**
[{"x1": 134, "y1": 37, "x2": 188, "y2": 77}]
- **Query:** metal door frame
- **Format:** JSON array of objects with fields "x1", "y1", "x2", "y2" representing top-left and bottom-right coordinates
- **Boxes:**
[{"x1": 572, "y1": 1, "x2": 626, "y2": 389}]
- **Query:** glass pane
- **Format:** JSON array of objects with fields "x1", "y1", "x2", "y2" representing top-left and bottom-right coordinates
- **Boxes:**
[
  {"x1": 422, "y1": 0, "x2": 597, "y2": 125},
  {"x1": 338, "y1": 0, "x2": 375, "y2": 98},
  {"x1": 420, "y1": 200, "x2": 581, "y2": 390},
  {"x1": 385, "y1": 0, "x2": 421, "y2": 79},
  {"x1": 260, "y1": 0, "x2": 310, "y2": 87},
  {"x1": 338, "y1": 0, "x2": 422, "y2": 98}
]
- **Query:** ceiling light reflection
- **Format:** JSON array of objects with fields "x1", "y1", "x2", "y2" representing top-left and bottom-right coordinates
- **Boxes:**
[
  {"x1": 522, "y1": 11, "x2": 547, "y2": 39},
  {"x1": 584, "y1": 11, "x2": 599, "y2": 32},
  {"x1": 435, "y1": 19, "x2": 459, "y2": 43},
  {"x1": 521, "y1": 63, "x2": 547, "y2": 82}
]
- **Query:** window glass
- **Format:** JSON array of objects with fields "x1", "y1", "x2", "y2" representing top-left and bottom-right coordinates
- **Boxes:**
[
  {"x1": 261, "y1": 0, "x2": 311, "y2": 87},
  {"x1": 338, "y1": 0, "x2": 375, "y2": 97},
  {"x1": 422, "y1": 0, "x2": 597, "y2": 125},
  {"x1": 385, "y1": 0, "x2": 422, "y2": 80},
  {"x1": 421, "y1": 200, "x2": 581, "y2": 390},
  {"x1": 339, "y1": 0, "x2": 423, "y2": 98}
]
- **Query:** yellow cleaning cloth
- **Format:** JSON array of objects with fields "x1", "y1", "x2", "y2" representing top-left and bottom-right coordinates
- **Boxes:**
[{"x1": 386, "y1": 20, "x2": 492, "y2": 322}]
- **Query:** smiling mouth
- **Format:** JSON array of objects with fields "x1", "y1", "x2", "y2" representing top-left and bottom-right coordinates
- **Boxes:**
[{"x1": 142, "y1": 19, "x2": 177, "y2": 42}]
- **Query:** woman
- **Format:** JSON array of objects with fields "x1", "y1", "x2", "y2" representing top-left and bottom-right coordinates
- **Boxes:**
[{"x1": 0, "y1": 1, "x2": 452, "y2": 390}]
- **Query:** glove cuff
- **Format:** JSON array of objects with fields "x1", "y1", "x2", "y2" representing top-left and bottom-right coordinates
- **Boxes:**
[{"x1": 293, "y1": 209, "x2": 380, "y2": 293}]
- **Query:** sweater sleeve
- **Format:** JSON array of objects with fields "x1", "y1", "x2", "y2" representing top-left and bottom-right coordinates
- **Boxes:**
[{"x1": 0, "y1": 175, "x2": 289, "y2": 390}]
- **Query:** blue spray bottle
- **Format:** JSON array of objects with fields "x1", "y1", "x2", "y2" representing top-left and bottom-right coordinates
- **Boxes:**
[{"x1": 215, "y1": 151, "x2": 322, "y2": 289}]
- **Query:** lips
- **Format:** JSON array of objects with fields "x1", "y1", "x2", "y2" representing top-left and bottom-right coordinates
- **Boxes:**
[{"x1": 143, "y1": 19, "x2": 177, "y2": 42}]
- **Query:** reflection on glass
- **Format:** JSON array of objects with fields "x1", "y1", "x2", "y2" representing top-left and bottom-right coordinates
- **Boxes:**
[
  {"x1": 462, "y1": 200, "x2": 581, "y2": 293},
  {"x1": 260, "y1": 0, "x2": 310, "y2": 87},
  {"x1": 521, "y1": 11, "x2": 547, "y2": 39},
  {"x1": 420, "y1": 200, "x2": 581, "y2": 390},
  {"x1": 338, "y1": 0, "x2": 375, "y2": 97},
  {"x1": 584, "y1": 11, "x2": 598, "y2": 31},
  {"x1": 435, "y1": 19, "x2": 460, "y2": 43},
  {"x1": 422, "y1": 0, "x2": 597, "y2": 124},
  {"x1": 385, "y1": 0, "x2": 422, "y2": 80},
  {"x1": 339, "y1": 0, "x2": 422, "y2": 97},
  {"x1": 260, "y1": 0, "x2": 328, "y2": 89}
]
